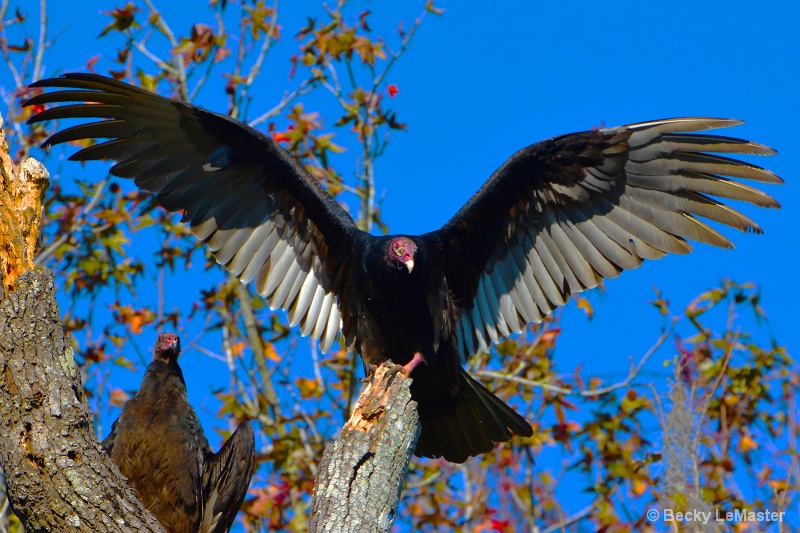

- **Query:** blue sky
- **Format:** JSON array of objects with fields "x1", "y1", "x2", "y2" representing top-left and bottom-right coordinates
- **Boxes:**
[{"x1": 6, "y1": 0, "x2": 799, "y2": 527}]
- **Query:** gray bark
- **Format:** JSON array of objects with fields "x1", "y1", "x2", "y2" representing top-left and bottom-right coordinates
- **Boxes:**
[
  {"x1": 309, "y1": 363, "x2": 420, "y2": 533},
  {"x1": 0, "y1": 269, "x2": 167, "y2": 532}
]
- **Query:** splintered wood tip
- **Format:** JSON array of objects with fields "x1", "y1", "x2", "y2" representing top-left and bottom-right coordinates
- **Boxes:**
[{"x1": 0, "y1": 113, "x2": 50, "y2": 296}]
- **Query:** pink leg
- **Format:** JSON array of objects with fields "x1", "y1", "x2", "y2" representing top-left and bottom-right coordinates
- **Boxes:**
[{"x1": 401, "y1": 352, "x2": 426, "y2": 375}]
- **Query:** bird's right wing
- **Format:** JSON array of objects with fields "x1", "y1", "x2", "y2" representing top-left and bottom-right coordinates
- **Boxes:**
[
  {"x1": 200, "y1": 421, "x2": 256, "y2": 533},
  {"x1": 26, "y1": 74, "x2": 360, "y2": 352}
]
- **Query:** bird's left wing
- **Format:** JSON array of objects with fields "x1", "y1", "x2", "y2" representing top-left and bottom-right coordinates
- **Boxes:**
[
  {"x1": 26, "y1": 74, "x2": 360, "y2": 352},
  {"x1": 424, "y1": 118, "x2": 782, "y2": 357}
]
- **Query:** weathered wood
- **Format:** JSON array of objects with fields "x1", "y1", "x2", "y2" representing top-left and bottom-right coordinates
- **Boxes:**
[
  {"x1": 309, "y1": 363, "x2": 420, "y2": 533},
  {"x1": 0, "y1": 113, "x2": 49, "y2": 297}
]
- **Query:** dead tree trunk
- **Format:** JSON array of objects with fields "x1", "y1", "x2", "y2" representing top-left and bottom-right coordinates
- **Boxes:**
[
  {"x1": 309, "y1": 363, "x2": 420, "y2": 533},
  {"x1": 0, "y1": 113, "x2": 166, "y2": 532}
]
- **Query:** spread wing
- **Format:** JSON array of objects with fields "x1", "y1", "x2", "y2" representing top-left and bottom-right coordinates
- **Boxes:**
[
  {"x1": 26, "y1": 74, "x2": 360, "y2": 352},
  {"x1": 425, "y1": 118, "x2": 782, "y2": 356}
]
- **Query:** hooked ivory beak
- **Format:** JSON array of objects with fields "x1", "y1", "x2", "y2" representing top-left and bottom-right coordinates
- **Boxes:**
[{"x1": 405, "y1": 259, "x2": 415, "y2": 273}]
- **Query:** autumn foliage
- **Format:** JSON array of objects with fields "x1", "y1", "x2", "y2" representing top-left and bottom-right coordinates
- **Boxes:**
[{"x1": 0, "y1": 2, "x2": 796, "y2": 532}]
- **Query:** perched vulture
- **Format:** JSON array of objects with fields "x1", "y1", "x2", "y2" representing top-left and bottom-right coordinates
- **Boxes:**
[
  {"x1": 28, "y1": 74, "x2": 781, "y2": 463},
  {"x1": 101, "y1": 333, "x2": 255, "y2": 533}
]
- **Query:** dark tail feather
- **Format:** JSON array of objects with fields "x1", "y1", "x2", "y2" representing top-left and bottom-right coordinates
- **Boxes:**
[{"x1": 412, "y1": 367, "x2": 532, "y2": 463}]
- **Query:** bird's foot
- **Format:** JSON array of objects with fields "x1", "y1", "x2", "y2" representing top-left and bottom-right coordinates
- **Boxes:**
[
  {"x1": 401, "y1": 352, "x2": 426, "y2": 375},
  {"x1": 361, "y1": 363, "x2": 379, "y2": 383}
]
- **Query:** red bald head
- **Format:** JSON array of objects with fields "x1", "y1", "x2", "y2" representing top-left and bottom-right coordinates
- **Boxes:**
[
  {"x1": 154, "y1": 332, "x2": 181, "y2": 363},
  {"x1": 387, "y1": 237, "x2": 417, "y2": 273}
]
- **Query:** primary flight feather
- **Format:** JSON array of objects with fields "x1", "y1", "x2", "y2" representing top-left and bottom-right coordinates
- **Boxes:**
[{"x1": 26, "y1": 74, "x2": 781, "y2": 462}]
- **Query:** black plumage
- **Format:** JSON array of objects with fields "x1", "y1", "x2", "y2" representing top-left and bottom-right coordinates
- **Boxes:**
[
  {"x1": 27, "y1": 74, "x2": 781, "y2": 462},
  {"x1": 101, "y1": 333, "x2": 255, "y2": 533}
]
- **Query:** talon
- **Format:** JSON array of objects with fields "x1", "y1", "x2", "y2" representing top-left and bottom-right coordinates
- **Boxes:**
[
  {"x1": 362, "y1": 363, "x2": 379, "y2": 382},
  {"x1": 401, "y1": 352, "x2": 426, "y2": 375}
]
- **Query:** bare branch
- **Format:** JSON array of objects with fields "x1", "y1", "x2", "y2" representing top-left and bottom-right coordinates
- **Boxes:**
[
  {"x1": 541, "y1": 497, "x2": 603, "y2": 533},
  {"x1": 31, "y1": 0, "x2": 45, "y2": 82},
  {"x1": 34, "y1": 178, "x2": 109, "y2": 267},
  {"x1": 245, "y1": 0, "x2": 279, "y2": 87},
  {"x1": 249, "y1": 77, "x2": 316, "y2": 127},
  {"x1": 131, "y1": 39, "x2": 179, "y2": 76},
  {"x1": 476, "y1": 323, "x2": 674, "y2": 397},
  {"x1": 142, "y1": 0, "x2": 186, "y2": 86},
  {"x1": 372, "y1": 10, "x2": 425, "y2": 91}
]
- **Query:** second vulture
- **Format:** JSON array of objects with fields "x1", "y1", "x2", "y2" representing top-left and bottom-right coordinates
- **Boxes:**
[
  {"x1": 27, "y1": 74, "x2": 782, "y2": 463},
  {"x1": 102, "y1": 333, "x2": 255, "y2": 533}
]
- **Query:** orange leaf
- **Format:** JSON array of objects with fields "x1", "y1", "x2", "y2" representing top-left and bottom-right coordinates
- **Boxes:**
[
  {"x1": 632, "y1": 478, "x2": 648, "y2": 497},
  {"x1": 541, "y1": 327, "x2": 561, "y2": 345},
  {"x1": 110, "y1": 388, "x2": 130, "y2": 407},
  {"x1": 739, "y1": 434, "x2": 758, "y2": 453},
  {"x1": 767, "y1": 479, "x2": 788, "y2": 493},
  {"x1": 129, "y1": 314, "x2": 145, "y2": 334}
]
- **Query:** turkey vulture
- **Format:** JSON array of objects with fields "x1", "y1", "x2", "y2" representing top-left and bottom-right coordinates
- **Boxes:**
[
  {"x1": 27, "y1": 74, "x2": 781, "y2": 463},
  {"x1": 101, "y1": 333, "x2": 255, "y2": 533}
]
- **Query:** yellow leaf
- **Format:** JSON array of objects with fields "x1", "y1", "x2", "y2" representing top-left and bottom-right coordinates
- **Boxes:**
[
  {"x1": 723, "y1": 394, "x2": 739, "y2": 407},
  {"x1": 264, "y1": 342, "x2": 280, "y2": 362},
  {"x1": 739, "y1": 434, "x2": 758, "y2": 453},
  {"x1": 576, "y1": 296, "x2": 594, "y2": 319},
  {"x1": 296, "y1": 377, "x2": 318, "y2": 399}
]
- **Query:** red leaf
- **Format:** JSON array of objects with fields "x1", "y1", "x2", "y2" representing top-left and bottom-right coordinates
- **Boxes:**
[
  {"x1": 85, "y1": 55, "x2": 101, "y2": 73},
  {"x1": 490, "y1": 519, "x2": 511, "y2": 532},
  {"x1": 387, "y1": 83, "x2": 399, "y2": 98},
  {"x1": 359, "y1": 10, "x2": 372, "y2": 31}
]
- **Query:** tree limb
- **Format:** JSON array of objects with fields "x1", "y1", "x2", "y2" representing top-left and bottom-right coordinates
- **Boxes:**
[
  {"x1": 475, "y1": 323, "x2": 674, "y2": 398},
  {"x1": 309, "y1": 362, "x2": 420, "y2": 533}
]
